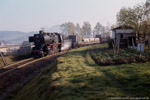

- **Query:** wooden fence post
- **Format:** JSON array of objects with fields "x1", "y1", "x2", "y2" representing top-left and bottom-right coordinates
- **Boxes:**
[{"x1": 0, "y1": 52, "x2": 7, "y2": 66}]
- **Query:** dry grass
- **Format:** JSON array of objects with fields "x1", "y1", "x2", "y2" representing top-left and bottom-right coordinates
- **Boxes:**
[
  {"x1": 0, "y1": 56, "x2": 15, "y2": 68},
  {"x1": 0, "y1": 54, "x2": 31, "y2": 68}
]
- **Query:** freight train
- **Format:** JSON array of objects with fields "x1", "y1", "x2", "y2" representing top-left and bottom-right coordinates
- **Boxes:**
[{"x1": 29, "y1": 30, "x2": 101, "y2": 57}]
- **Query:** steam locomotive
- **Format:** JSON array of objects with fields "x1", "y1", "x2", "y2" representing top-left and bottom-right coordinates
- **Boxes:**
[{"x1": 29, "y1": 30, "x2": 72, "y2": 57}]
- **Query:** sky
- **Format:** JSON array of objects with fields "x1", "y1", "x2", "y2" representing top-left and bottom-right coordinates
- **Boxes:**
[{"x1": 0, "y1": 0, "x2": 146, "y2": 32}]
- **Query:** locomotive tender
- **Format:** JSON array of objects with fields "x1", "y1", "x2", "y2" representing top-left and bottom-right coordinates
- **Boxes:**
[{"x1": 29, "y1": 30, "x2": 71, "y2": 57}]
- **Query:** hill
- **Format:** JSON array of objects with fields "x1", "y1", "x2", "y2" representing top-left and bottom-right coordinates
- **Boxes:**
[{"x1": 0, "y1": 31, "x2": 36, "y2": 44}]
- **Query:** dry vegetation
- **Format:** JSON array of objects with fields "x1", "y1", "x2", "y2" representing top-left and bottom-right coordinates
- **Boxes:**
[
  {"x1": 0, "y1": 54, "x2": 31, "y2": 68},
  {"x1": 0, "y1": 56, "x2": 16, "y2": 68}
]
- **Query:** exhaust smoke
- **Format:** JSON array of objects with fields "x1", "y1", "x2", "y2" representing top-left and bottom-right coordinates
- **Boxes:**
[{"x1": 61, "y1": 40, "x2": 72, "y2": 51}]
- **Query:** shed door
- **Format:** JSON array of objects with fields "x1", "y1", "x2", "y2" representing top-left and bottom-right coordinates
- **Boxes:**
[{"x1": 128, "y1": 37, "x2": 136, "y2": 46}]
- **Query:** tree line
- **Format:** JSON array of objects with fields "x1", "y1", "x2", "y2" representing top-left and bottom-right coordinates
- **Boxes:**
[
  {"x1": 60, "y1": 22, "x2": 111, "y2": 38},
  {"x1": 116, "y1": 2, "x2": 150, "y2": 43}
]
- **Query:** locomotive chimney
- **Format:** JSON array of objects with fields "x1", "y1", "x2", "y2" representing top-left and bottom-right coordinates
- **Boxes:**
[{"x1": 39, "y1": 30, "x2": 44, "y2": 34}]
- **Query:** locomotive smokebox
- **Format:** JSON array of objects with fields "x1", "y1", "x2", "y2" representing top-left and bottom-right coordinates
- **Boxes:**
[{"x1": 29, "y1": 36, "x2": 34, "y2": 42}]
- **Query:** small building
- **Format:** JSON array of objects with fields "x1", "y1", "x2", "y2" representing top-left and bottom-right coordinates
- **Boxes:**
[
  {"x1": 112, "y1": 25, "x2": 136, "y2": 48},
  {"x1": 0, "y1": 41, "x2": 20, "y2": 55},
  {"x1": 0, "y1": 41, "x2": 8, "y2": 55}
]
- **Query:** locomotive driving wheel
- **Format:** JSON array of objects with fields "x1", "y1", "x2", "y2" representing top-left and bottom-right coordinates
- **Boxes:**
[{"x1": 43, "y1": 45, "x2": 49, "y2": 56}]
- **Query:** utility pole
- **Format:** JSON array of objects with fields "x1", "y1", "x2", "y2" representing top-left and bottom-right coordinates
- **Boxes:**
[{"x1": 0, "y1": 52, "x2": 7, "y2": 66}]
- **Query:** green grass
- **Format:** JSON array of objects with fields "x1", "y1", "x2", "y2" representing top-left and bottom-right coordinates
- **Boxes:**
[
  {"x1": 6, "y1": 44, "x2": 150, "y2": 100},
  {"x1": 100, "y1": 63, "x2": 150, "y2": 97}
]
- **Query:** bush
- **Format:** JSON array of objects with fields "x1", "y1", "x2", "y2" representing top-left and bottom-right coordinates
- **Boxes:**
[
  {"x1": 90, "y1": 48, "x2": 150, "y2": 66},
  {"x1": 108, "y1": 39, "x2": 114, "y2": 48}
]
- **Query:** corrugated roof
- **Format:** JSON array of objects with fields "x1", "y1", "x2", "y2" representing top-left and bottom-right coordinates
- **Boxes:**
[{"x1": 111, "y1": 25, "x2": 133, "y2": 30}]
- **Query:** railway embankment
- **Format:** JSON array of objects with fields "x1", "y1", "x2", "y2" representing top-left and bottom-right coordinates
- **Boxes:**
[
  {"x1": 0, "y1": 53, "x2": 65, "y2": 100},
  {"x1": 5, "y1": 44, "x2": 150, "y2": 100}
]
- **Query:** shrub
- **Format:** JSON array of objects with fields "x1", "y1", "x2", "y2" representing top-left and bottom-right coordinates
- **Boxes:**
[
  {"x1": 108, "y1": 39, "x2": 114, "y2": 49},
  {"x1": 90, "y1": 48, "x2": 150, "y2": 66}
]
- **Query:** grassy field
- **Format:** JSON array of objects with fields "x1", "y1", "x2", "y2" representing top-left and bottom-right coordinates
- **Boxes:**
[{"x1": 6, "y1": 44, "x2": 150, "y2": 100}]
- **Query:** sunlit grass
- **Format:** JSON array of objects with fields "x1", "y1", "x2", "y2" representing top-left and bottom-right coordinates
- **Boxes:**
[
  {"x1": 0, "y1": 56, "x2": 15, "y2": 68},
  {"x1": 0, "y1": 54, "x2": 31, "y2": 68}
]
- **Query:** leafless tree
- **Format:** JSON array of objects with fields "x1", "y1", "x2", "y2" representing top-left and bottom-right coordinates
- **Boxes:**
[
  {"x1": 82, "y1": 22, "x2": 92, "y2": 37},
  {"x1": 60, "y1": 22, "x2": 75, "y2": 35}
]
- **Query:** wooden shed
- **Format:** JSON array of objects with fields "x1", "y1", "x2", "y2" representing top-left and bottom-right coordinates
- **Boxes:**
[{"x1": 112, "y1": 25, "x2": 136, "y2": 48}]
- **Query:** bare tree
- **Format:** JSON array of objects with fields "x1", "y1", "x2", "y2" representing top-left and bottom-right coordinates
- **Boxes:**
[
  {"x1": 105, "y1": 22, "x2": 111, "y2": 37},
  {"x1": 60, "y1": 22, "x2": 75, "y2": 35},
  {"x1": 93, "y1": 22, "x2": 103, "y2": 37},
  {"x1": 60, "y1": 23, "x2": 68, "y2": 35},
  {"x1": 82, "y1": 22, "x2": 92, "y2": 38},
  {"x1": 75, "y1": 23, "x2": 82, "y2": 35}
]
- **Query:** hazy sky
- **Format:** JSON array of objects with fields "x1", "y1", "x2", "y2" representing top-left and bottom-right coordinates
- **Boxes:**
[{"x1": 0, "y1": 0, "x2": 146, "y2": 32}]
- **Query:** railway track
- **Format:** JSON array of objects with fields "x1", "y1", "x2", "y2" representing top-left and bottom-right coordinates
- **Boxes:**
[
  {"x1": 0, "y1": 58, "x2": 35, "y2": 75},
  {"x1": 0, "y1": 51, "x2": 66, "y2": 99},
  {"x1": 0, "y1": 51, "x2": 65, "y2": 77}
]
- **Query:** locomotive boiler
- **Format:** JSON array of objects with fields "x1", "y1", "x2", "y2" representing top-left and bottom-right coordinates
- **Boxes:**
[{"x1": 29, "y1": 30, "x2": 65, "y2": 57}]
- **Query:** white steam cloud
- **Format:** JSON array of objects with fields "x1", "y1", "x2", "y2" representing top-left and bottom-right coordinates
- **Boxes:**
[{"x1": 61, "y1": 40, "x2": 72, "y2": 51}]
